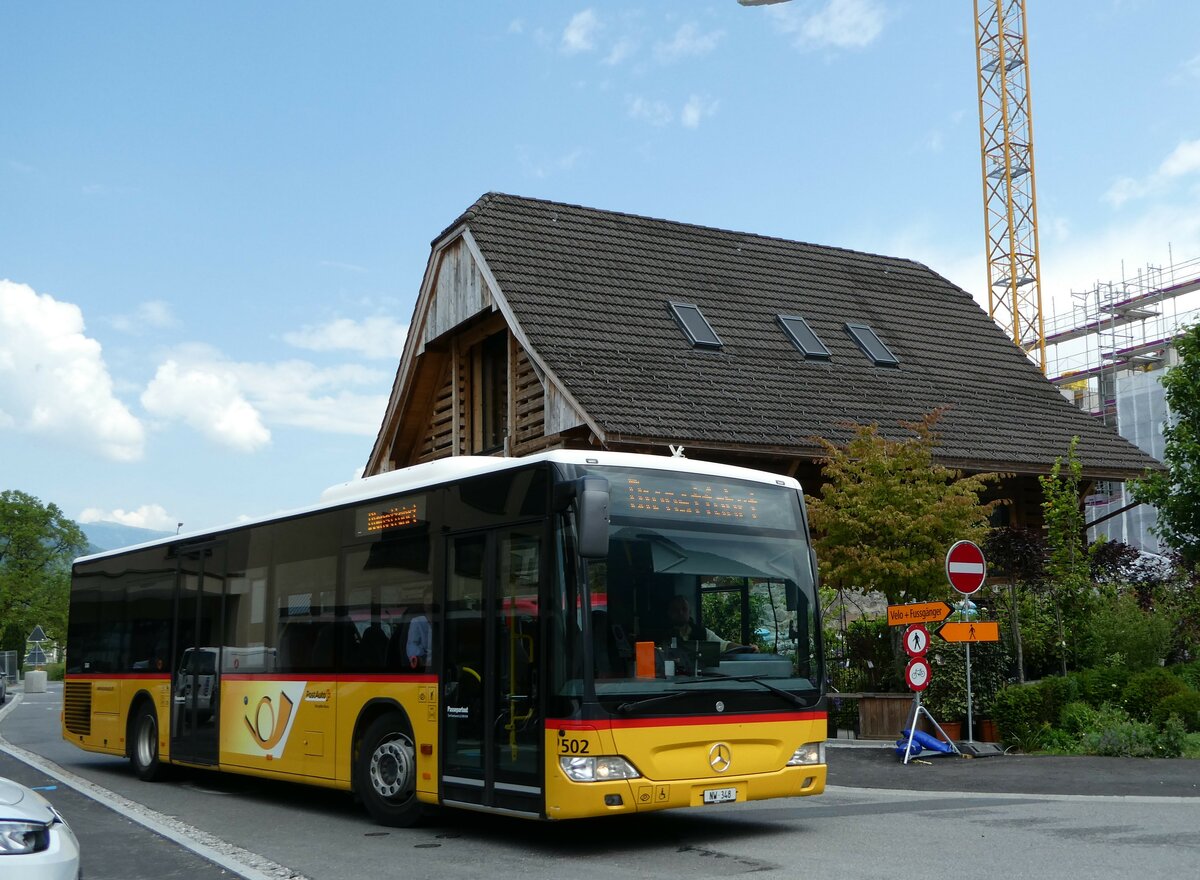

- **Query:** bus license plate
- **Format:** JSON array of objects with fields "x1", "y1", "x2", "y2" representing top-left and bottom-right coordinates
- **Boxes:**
[{"x1": 703, "y1": 787, "x2": 737, "y2": 804}]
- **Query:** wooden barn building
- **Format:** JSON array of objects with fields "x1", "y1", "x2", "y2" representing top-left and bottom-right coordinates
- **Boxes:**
[{"x1": 365, "y1": 193, "x2": 1158, "y2": 526}]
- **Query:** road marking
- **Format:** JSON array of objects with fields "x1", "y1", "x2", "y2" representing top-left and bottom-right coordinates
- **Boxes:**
[{"x1": 0, "y1": 693, "x2": 309, "y2": 880}]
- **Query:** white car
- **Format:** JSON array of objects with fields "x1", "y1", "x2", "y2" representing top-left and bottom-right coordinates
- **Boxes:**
[{"x1": 0, "y1": 776, "x2": 80, "y2": 880}]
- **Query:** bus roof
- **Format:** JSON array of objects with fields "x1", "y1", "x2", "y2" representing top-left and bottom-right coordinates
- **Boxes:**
[{"x1": 75, "y1": 450, "x2": 801, "y2": 565}]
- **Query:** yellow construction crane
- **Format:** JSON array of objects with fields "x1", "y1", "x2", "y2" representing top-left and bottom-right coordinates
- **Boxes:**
[{"x1": 974, "y1": 0, "x2": 1046, "y2": 372}]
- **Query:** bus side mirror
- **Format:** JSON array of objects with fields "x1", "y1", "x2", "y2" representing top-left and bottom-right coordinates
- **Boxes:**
[{"x1": 577, "y1": 477, "x2": 610, "y2": 559}]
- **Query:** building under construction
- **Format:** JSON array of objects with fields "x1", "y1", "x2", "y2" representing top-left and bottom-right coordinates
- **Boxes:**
[{"x1": 1046, "y1": 254, "x2": 1200, "y2": 552}]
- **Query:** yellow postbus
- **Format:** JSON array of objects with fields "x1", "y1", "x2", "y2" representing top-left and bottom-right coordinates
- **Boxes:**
[{"x1": 64, "y1": 450, "x2": 826, "y2": 825}]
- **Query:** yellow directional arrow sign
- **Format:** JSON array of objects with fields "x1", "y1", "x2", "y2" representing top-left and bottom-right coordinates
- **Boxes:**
[
  {"x1": 937, "y1": 621, "x2": 1000, "y2": 643},
  {"x1": 887, "y1": 602, "x2": 953, "y2": 626}
]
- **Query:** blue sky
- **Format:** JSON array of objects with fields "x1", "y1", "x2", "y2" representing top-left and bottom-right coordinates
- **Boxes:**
[{"x1": 2, "y1": 1, "x2": 1199, "y2": 535}]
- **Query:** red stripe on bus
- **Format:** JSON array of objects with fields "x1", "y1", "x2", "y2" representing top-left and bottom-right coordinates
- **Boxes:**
[
  {"x1": 548, "y1": 711, "x2": 825, "y2": 730},
  {"x1": 62, "y1": 672, "x2": 437, "y2": 684},
  {"x1": 220, "y1": 673, "x2": 437, "y2": 683}
]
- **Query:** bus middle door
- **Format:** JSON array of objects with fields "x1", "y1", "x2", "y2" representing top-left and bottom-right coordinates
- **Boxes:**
[{"x1": 442, "y1": 526, "x2": 543, "y2": 817}]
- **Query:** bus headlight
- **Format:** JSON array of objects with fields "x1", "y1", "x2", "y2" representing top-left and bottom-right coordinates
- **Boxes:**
[
  {"x1": 559, "y1": 755, "x2": 641, "y2": 782},
  {"x1": 786, "y1": 743, "x2": 825, "y2": 766}
]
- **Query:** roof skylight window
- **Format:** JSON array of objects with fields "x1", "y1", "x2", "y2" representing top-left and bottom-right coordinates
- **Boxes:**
[
  {"x1": 668, "y1": 301, "x2": 722, "y2": 349},
  {"x1": 844, "y1": 323, "x2": 899, "y2": 366},
  {"x1": 777, "y1": 315, "x2": 831, "y2": 360}
]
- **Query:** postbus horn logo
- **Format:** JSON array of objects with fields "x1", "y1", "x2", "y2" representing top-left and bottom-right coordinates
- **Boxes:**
[{"x1": 245, "y1": 692, "x2": 295, "y2": 750}]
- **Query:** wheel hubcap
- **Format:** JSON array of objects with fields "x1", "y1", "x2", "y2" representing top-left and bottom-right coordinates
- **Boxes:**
[
  {"x1": 369, "y1": 735, "x2": 415, "y2": 800},
  {"x1": 138, "y1": 715, "x2": 157, "y2": 767}
]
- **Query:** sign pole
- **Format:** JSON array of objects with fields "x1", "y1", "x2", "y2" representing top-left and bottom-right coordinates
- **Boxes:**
[
  {"x1": 965, "y1": 634, "x2": 974, "y2": 744},
  {"x1": 946, "y1": 541, "x2": 986, "y2": 746}
]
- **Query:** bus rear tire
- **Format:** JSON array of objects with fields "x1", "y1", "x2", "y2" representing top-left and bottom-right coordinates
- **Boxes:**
[
  {"x1": 131, "y1": 702, "x2": 163, "y2": 781},
  {"x1": 356, "y1": 714, "x2": 420, "y2": 827}
]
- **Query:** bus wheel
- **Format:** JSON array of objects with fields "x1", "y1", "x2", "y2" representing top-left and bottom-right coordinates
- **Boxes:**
[
  {"x1": 131, "y1": 702, "x2": 163, "y2": 781},
  {"x1": 356, "y1": 714, "x2": 420, "y2": 827}
]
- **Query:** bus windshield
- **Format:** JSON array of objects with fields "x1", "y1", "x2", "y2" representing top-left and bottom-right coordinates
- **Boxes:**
[{"x1": 554, "y1": 466, "x2": 821, "y2": 716}]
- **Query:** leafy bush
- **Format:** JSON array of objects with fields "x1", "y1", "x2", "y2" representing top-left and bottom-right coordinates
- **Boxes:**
[
  {"x1": 991, "y1": 683, "x2": 1047, "y2": 747},
  {"x1": 45, "y1": 661, "x2": 64, "y2": 682},
  {"x1": 1152, "y1": 691, "x2": 1200, "y2": 732},
  {"x1": 1183, "y1": 733, "x2": 1200, "y2": 759},
  {"x1": 1038, "y1": 675, "x2": 1080, "y2": 724},
  {"x1": 989, "y1": 585, "x2": 1061, "y2": 680},
  {"x1": 1157, "y1": 715, "x2": 1188, "y2": 757},
  {"x1": 1172, "y1": 659, "x2": 1200, "y2": 691},
  {"x1": 1058, "y1": 700, "x2": 1100, "y2": 737},
  {"x1": 1081, "y1": 719, "x2": 1158, "y2": 757},
  {"x1": 1122, "y1": 667, "x2": 1188, "y2": 721},
  {"x1": 843, "y1": 617, "x2": 897, "y2": 692},
  {"x1": 1039, "y1": 727, "x2": 1081, "y2": 754},
  {"x1": 1075, "y1": 594, "x2": 1171, "y2": 670},
  {"x1": 1075, "y1": 666, "x2": 1127, "y2": 708}
]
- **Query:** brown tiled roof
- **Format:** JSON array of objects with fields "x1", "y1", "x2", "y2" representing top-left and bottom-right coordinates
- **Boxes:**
[{"x1": 446, "y1": 192, "x2": 1159, "y2": 478}]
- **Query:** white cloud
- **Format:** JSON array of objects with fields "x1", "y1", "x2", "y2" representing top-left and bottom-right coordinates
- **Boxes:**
[
  {"x1": 508, "y1": 19, "x2": 524, "y2": 35},
  {"x1": 517, "y1": 146, "x2": 588, "y2": 179},
  {"x1": 654, "y1": 23, "x2": 724, "y2": 63},
  {"x1": 562, "y1": 9, "x2": 599, "y2": 54},
  {"x1": 142, "y1": 359, "x2": 271, "y2": 452},
  {"x1": 628, "y1": 96, "x2": 673, "y2": 126},
  {"x1": 79, "y1": 503, "x2": 176, "y2": 531},
  {"x1": 317, "y1": 260, "x2": 368, "y2": 273},
  {"x1": 1179, "y1": 53, "x2": 1200, "y2": 81},
  {"x1": 1105, "y1": 138, "x2": 1200, "y2": 207},
  {"x1": 681, "y1": 95, "x2": 720, "y2": 129},
  {"x1": 109, "y1": 299, "x2": 178, "y2": 334},
  {"x1": 768, "y1": 0, "x2": 886, "y2": 50},
  {"x1": 604, "y1": 36, "x2": 638, "y2": 66},
  {"x1": 284, "y1": 315, "x2": 409, "y2": 360},
  {"x1": 241, "y1": 360, "x2": 388, "y2": 436},
  {"x1": 141, "y1": 344, "x2": 389, "y2": 446},
  {"x1": 1160, "y1": 139, "x2": 1200, "y2": 177},
  {"x1": 0, "y1": 280, "x2": 144, "y2": 461}
]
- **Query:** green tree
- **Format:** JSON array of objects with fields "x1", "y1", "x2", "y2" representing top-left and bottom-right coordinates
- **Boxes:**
[
  {"x1": 1131, "y1": 323, "x2": 1200, "y2": 567},
  {"x1": 0, "y1": 490, "x2": 87, "y2": 656},
  {"x1": 1039, "y1": 437, "x2": 1092, "y2": 676},
  {"x1": 984, "y1": 526, "x2": 1047, "y2": 683},
  {"x1": 806, "y1": 410, "x2": 999, "y2": 605}
]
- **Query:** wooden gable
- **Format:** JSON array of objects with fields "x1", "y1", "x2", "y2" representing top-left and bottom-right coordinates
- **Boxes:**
[{"x1": 366, "y1": 232, "x2": 594, "y2": 473}]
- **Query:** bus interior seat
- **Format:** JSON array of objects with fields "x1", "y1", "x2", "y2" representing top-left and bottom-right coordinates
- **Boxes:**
[
  {"x1": 277, "y1": 622, "x2": 312, "y2": 670},
  {"x1": 359, "y1": 623, "x2": 389, "y2": 669}
]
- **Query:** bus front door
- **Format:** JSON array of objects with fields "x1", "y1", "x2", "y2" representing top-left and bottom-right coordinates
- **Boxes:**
[
  {"x1": 442, "y1": 527, "x2": 543, "y2": 817},
  {"x1": 172, "y1": 541, "x2": 225, "y2": 766}
]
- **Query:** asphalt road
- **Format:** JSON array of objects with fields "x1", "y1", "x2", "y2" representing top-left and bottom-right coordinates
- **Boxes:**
[
  {"x1": 2, "y1": 683, "x2": 1199, "y2": 880},
  {"x1": 826, "y1": 740, "x2": 1200, "y2": 798}
]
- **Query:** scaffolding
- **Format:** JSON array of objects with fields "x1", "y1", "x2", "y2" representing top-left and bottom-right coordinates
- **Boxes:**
[{"x1": 1044, "y1": 254, "x2": 1200, "y2": 551}]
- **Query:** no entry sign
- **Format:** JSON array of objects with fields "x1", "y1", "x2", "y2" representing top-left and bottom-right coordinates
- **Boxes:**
[{"x1": 945, "y1": 540, "x2": 987, "y2": 595}]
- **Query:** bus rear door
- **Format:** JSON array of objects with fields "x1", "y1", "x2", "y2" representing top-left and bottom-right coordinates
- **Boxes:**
[{"x1": 172, "y1": 541, "x2": 225, "y2": 766}]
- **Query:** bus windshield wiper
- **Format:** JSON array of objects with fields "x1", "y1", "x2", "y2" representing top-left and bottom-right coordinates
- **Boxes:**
[
  {"x1": 615, "y1": 690, "x2": 694, "y2": 715},
  {"x1": 696, "y1": 671, "x2": 812, "y2": 709}
]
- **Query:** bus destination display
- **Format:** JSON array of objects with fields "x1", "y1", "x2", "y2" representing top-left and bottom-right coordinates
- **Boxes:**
[
  {"x1": 355, "y1": 496, "x2": 426, "y2": 537},
  {"x1": 612, "y1": 474, "x2": 796, "y2": 528}
]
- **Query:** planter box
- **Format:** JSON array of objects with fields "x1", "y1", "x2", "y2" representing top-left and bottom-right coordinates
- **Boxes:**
[{"x1": 833, "y1": 693, "x2": 916, "y2": 740}]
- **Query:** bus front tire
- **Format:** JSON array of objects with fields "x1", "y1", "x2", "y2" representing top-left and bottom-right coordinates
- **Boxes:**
[
  {"x1": 356, "y1": 714, "x2": 420, "y2": 827},
  {"x1": 131, "y1": 703, "x2": 163, "y2": 781}
]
